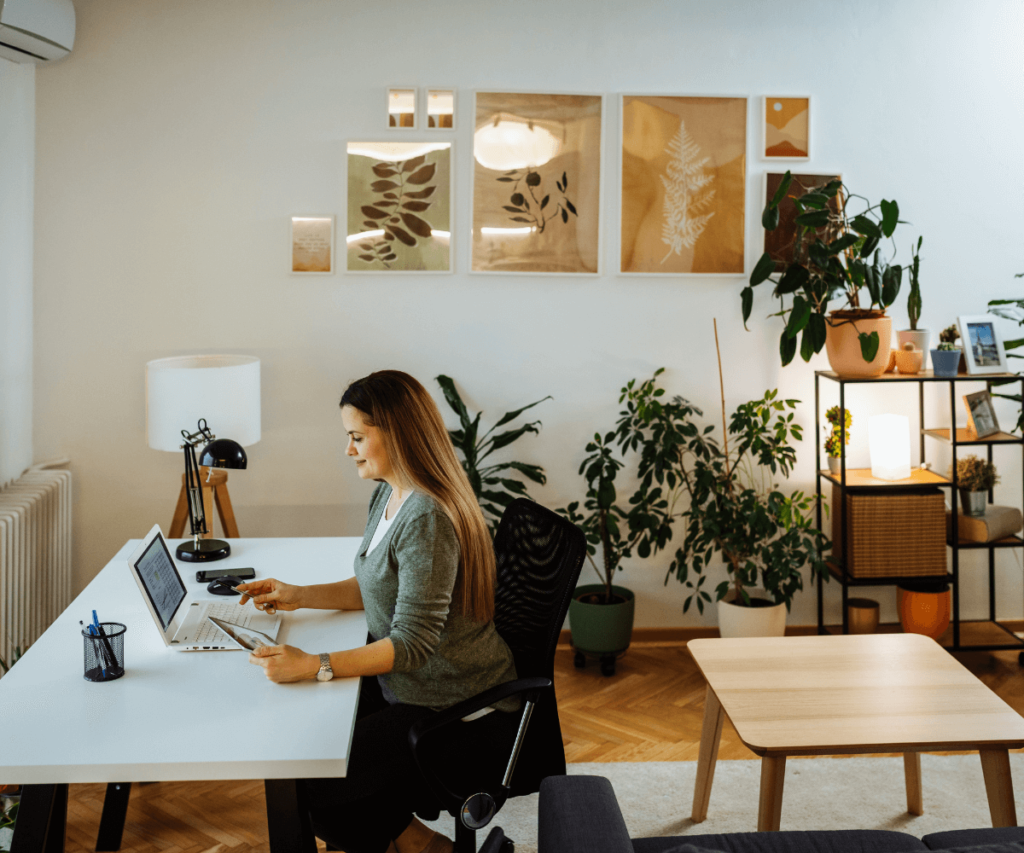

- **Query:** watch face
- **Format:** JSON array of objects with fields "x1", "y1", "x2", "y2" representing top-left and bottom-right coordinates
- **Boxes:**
[{"x1": 317, "y1": 667, "x2": 333, "y2": 682}]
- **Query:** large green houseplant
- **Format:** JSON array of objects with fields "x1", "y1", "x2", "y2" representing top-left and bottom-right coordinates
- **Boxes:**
[{"x1": 743, "y1": 171, "x2": 906, "y2": 376}]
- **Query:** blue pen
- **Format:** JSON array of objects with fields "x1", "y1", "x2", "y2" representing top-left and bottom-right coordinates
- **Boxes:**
[{"x1": 88, "y1": 623, "x2": 106, "y2": 678}]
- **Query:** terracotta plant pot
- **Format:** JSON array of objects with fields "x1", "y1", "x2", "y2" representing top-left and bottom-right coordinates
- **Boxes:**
[
  {"x1": 894, "y1": 348, "x2": 923, "y2": 374},
  {"x1": 825, "y1": 311, "x2": 893, "y2": 378},
  {"x1": 717, "y1": 590, "x2": 787, "y2": 638},
  {"x1": 898, "y1": 580, "x2": 950, "y2": 641}
]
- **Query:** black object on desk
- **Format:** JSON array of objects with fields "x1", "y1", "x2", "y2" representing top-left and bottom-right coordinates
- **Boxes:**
[
  {"x1": 82, "y1": 622, "x2": 126, "y2": 682},
  {"x1": 207, "y1": 575, "x2": 244, "y2": 596}
]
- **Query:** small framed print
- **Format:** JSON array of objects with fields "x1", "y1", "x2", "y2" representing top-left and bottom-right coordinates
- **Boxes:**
[
  {"x1": 963, "y1": 390, "x2": 1001, "y2": 438},
  {"x1": 958, "y1": 314, "x2": 1009, "y2": 374},
  {"x1": 764, "y1": 96, "x2": 810, "y2": 160},
  {"x1": 290, "y1": 215, "x2": 334, "y2": 274},
  {"x1": 387, "y1": 87, "x2": 417, "y2": 129},
  {"x1": 425, "y1": 88, "x2": 455, "y2": 129}
]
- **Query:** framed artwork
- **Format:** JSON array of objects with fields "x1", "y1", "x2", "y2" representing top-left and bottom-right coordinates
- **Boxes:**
[
  {"x1": 620, "y1": 95, "x2": 746, "y2": 275},
  {"x1": 958, "y1": 314, "x2": 1009, "y2": 374},
  {"x1": 346, "y1": 141, "x2": 452, "y2": 273},
  {"x1": 290, "y1": 216, "x2": 334, "y2": 274},
  {"x1": 425, "y1": 88, "x2": 455, "y2": 129},
  {"x1": 764, "y1": 96, "x2": 810, "y2": 159},
  {"x1": 963, "y1": 391, "x2": 1001, "y2": 438},
  {"x1": 471, "y1": 91, "x2": 602, "y2": 274},
  {"x1": 763, "y1": 172, "x2": 841, "y2": 272},
  {"x1": 387, "y1": 87, "x2": 417, "y2": 129}
]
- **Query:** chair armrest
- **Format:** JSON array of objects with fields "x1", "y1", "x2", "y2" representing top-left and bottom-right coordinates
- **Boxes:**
[
  {"x1": 538, "y1": 776, "x2": 633, "y2": 853},
  {"x1": 408, "y1": 676, "x2": 551, "y2": 749}
]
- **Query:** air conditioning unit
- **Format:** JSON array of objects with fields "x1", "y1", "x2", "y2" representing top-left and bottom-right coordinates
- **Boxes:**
[{"x1": 0, "y1": 0, "x2": 75, "y2": 63}]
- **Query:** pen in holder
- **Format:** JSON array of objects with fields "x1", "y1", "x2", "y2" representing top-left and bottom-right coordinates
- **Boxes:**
[{"x1": 82, "y1": 622, "x2": 126, "y2": 682}]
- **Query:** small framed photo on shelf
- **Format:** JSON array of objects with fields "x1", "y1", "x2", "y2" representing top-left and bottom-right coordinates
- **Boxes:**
[
  {"x1": 290, "y1": 215, "x2": 334, "y2": 274},
  {"x1": 425, "y1": 88, "x2": 455, "y2": 129},
  {"x1": 387, "y1": 87, "x2": 417, "y2": 129},
  {"x1": 763, "y1": 96, "x2": 810, "y2": 160},
  {"x1": 958, "y1": 314, "x2": 1009, "y2": 374},
  {"x1": 963, "y1": 390, "x2": 1001, "y2": 438}
]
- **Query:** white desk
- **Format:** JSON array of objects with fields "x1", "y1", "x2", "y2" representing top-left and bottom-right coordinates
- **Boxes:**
[{"x1": 0, "y1": 536, "x2": 367, "y2": 853}]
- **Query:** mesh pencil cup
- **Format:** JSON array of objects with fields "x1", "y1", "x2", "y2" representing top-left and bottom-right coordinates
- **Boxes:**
[{"x1": 82, "y1": 622, "x2": 126, "y2": 682}]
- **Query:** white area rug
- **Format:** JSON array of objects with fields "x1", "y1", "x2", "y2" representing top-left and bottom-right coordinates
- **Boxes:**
[{"x1": 426, "y1": 754, "x2": 1024, "y2": 852}]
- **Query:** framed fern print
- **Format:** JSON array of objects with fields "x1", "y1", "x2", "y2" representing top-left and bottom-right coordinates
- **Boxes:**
[
  {"x1": 346, "y1": 141, "x2": 452, "y2": 273},
  {"x1": 620, "y1": 95, "x2": 746, "y2": 275},
  {"x1": 471, "y1": 91, "x2": 602, "y2": 274}
]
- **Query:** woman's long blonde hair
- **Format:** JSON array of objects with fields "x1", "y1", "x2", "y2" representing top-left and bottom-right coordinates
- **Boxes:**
[{"x1": 340, "y1": 370, "x2": 496, "y2": 622}]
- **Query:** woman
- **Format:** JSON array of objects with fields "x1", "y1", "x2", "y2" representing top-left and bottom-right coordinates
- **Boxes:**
[{"x1": 237, "y1": 370, "x2": 519, "y2": 853}]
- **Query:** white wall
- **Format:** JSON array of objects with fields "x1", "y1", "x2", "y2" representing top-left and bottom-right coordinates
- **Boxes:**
[
  {"x1": 33, "y1": 0, "x2": 1024, "y2": 628},
  {"x1": 0, "y1": 59, "x2": 34, "y2": 488}
]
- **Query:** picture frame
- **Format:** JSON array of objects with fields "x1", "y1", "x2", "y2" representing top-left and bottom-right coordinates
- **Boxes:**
[
  {"x1": 762, "y1": 171, "x2": 841, "y2": 272},
  {"x1": 620, "y1": 94, "x2": 747, "y2": 275},
  {"x1": 424, "y1": 88, "x2": 455, "y2": 130},
  {"x1": 386, "y1": 87, "x2": 417, "y2": 130},
  {"x1": 763, "y1": 96, "x2": 810, "y2": 160},
  {"x1": 958, "y1": 314, "x2": 1009, "y2": 375},
  {"x1": 963, "y1": 390, "x2": 1001, "y2": 438},
  {"x1": 345, "y1": 140, "x2": 452, "y2": 274},
  {"x1": 290, "y1": 215, "x2": 335, "y2": 275}
]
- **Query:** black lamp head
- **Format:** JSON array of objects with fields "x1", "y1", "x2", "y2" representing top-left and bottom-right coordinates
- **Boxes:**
[{"x1": 198, "y1": 437, "x2": 247, "y2": 470}]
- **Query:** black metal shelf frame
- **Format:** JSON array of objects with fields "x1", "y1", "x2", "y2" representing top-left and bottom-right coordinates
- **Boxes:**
[{"x1": 814, "y1": 370, "x2": 1024, "y2": 654}]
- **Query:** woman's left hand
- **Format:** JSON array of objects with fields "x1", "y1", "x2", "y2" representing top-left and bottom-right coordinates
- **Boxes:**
[{"x1": 249, "y1": 644, "x2": 320, "y2": 683}]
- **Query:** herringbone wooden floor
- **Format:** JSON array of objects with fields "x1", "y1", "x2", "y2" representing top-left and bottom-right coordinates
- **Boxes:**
[{"x1": 59, "y1": 644, "x2": 1024, "y2": 853}]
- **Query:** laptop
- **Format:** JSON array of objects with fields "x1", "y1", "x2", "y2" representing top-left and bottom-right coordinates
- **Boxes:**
[{"x1": 127, "y1": 524, "x2": 282, "y2": 651}]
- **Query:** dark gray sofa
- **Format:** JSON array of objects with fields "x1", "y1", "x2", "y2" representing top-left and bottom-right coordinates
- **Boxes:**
[{"x1": 538, "y1": 776, "x2": 1024, "y2": 853}]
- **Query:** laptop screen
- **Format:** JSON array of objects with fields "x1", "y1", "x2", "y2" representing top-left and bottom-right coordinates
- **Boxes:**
[{"x1": 133, "y1": 532, "x2": 187, "y2": 630}]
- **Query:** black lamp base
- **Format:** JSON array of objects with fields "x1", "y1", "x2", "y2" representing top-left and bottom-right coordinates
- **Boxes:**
[{"x1": 176, "y1": 539, "x2": 231, "y2": 562}]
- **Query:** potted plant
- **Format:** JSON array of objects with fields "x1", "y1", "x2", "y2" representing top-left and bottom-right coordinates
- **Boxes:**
[
  {"x1": 932, "y1": 340, "x2": 962, "y2": 378},
  {"x1": 823, "y1": 405, "x2": 851, "y2": 475},
  {"x1": 952, "y1": 455, "x2": 998, "y2": 517},
  {"x1": 743, "y1": 171, "x2": 905, "y2": 377},
  {"x1": 0, "y1": 789, "x2": 17, "y2": 853},
  {"x1": 896, "y1": 237, "x2": 929, "y2": 365},
  {"x1": 987, "y1": 271, "x2": 1024, "y2": 431}
]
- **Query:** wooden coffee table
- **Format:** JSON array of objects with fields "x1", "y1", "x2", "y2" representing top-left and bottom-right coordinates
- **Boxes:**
[{"x1": 688, "y1": 634, "x2": 1024, "y2": 832}]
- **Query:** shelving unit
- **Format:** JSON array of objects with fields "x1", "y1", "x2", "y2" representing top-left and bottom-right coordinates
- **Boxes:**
[{"x1": 814, "y1": 369, "x2": 1024, "y2": 658}]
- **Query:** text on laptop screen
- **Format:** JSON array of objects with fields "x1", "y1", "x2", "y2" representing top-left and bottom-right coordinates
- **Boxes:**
[{"x1": 134, "y1": 534, "x2": 187, "y2": 630}]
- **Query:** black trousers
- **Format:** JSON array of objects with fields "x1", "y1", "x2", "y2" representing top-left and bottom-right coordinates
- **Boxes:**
[{"x1": 299, "y1": 675, "x2": 519, "y2": 853}]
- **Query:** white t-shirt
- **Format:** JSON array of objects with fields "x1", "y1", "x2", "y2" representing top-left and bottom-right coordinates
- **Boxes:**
[{"x1": 364, "y1": 488, "x2": 409, "y2": 555}]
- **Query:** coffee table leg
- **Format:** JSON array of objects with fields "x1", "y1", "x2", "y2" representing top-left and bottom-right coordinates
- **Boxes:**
[
  {"x1": 691, "y1": 685, "x2": 725, "y2": 823},
  {"x1": 979, "y1": 748, "x2": 1017, "y2": 827},
  {"x1": 903, "y1": 753, "x2": 923, "y2": 815},
  {"x1": 757, "y1": 755, "x2": 786, "y2": 832}
]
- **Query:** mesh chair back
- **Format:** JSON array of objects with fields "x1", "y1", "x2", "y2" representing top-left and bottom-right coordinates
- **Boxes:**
[{"x1": 492, "y1": 499, "x2": 586, "y2": 681}]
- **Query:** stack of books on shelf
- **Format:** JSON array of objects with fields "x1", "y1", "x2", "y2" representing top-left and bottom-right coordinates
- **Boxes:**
[{"x1": 947, "y1": 505, "x2": 1024, "y2": 543}]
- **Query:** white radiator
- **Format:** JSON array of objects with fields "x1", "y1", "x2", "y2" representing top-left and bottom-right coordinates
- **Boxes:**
[{"x1": 0, "y1": 463, "x2": 72, "y2": 669}]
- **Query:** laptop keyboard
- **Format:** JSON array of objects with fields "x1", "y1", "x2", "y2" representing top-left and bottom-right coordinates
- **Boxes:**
[{"x1": 193, "y1": 602, "x2": 257, "y2": 645}]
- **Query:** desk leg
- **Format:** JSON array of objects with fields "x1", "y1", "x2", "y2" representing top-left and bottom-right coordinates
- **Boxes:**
[
  {"x1": 757, "y1": 755, "x2": 786, "y2": 832},
  {"x1": 265, "y1": 780, "x2": 316, "y2": 853},
  {"x1": 979, "y1": 748, "x2": 1017, "y2": 827},
  {"x1": 903, "y1": 753, "x2": 923, "y2": 816},
  {"x1": 691, "y1": 686, "x2": 724, "y2": 823},
  {"x1": 11, "y1": 784, "x2": 67, "y2": 853},
  {"x1": 95, "y1": 783, "x2": 131, "y2": 851}
]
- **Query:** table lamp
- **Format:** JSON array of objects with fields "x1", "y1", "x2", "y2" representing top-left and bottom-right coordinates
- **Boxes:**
[
  {"x1": 146, "y1": 355, "x2": 261, "y2": 562},
  {"x1": 868, "y1": 414, "x2": 911, "y2": 481}
]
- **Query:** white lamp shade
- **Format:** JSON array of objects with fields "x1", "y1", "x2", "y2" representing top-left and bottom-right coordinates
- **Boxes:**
[
  {"x1": 868, "y1": 414, "x2": 910, "y2": 481},
  {"x1": 146, "y1": 355, "x2": 261, "y2": 452}
]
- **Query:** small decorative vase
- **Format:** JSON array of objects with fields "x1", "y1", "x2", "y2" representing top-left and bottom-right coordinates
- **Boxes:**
[
  {"x1": 959, "y1": 489, "x2": 987, "y2": 517},
  {"x1": 825, "y1": 311, "x2": 892, "y2": 378},
  {"x1": 898, "y1": 580, "x2": 950, "y2": 641},
  {"x1": 893, "y1": 348, "x2": 923, "y2": 375},
  {"x1": 931, "y1": 349, "x2": 961, "y2": 377},
  {"x1": 717, "y1": 590, "x2": 787, "y2": 638},
  {"x1": 827, "y1": 456, "x2": 842, "y2": 475},
  {"x1": 897, "y1": 329, "x2": 931, "y2": 368},
  {"x1": 847, "y1": 598, "x2": 880, "y2": 634}
]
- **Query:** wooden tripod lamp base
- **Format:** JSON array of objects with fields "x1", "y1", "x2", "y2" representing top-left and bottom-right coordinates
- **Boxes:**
[{"x1": 168, "y1": 467, "x2": 240, "y2": 540}]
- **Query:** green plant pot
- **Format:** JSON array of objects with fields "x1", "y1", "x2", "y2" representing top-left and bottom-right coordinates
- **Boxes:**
[{"x1": 568, "y1": 584, "x2": 635, "y2": 655}]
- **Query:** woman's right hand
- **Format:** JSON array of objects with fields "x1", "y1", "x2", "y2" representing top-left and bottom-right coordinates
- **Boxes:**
[{"x1": 235, "y1": 578, "x2": 303, "y2": 614}]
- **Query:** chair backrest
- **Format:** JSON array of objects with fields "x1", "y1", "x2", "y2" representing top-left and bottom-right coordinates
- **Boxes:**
[
  {"x1": 492, "y1": 498, "x2": 587, "y2": 681},
  {"x1": 491, "y1": 498, "x2": 586, "y2": 795}
]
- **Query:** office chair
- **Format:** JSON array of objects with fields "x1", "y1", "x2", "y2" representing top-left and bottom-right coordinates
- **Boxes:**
[{"x1": 408, "y1": 497, "x2": 586, "y2": 853}]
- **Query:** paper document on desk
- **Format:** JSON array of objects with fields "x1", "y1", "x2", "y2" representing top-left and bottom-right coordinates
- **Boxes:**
[{"x1": 207, "y1": 616, "x2": 277, "y2": 651}]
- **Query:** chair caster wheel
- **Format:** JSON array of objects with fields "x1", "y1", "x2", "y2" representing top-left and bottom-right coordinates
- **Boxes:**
[
  {"x1": 573, "y1": 651, "x2": 586, "y2": 669},
  {"x1": 600, "y1": 655, "x2": 616, "y2": 677}
]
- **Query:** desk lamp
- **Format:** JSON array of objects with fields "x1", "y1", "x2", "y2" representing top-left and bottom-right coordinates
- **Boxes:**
[{"x1": 146, "y1": 355, "x2": 261, "y2": 561}]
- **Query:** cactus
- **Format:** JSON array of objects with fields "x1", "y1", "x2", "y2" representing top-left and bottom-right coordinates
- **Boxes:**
[{"x1": 907, "y1": 236, "x2": 923, "y2": 330}]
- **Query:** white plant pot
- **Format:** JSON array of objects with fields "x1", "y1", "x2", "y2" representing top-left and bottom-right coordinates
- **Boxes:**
[
  {"x1": 897, "y1": 329, "x2": 931, "y2": 369},
  {"x1": 717, "y1": 591, "x2": 787, "y2": 638}
]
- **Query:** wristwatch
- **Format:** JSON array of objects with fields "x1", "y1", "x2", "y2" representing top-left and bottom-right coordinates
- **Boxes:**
[{"x1": 316, "y1": 653, "x2": 334, "y2": 682}]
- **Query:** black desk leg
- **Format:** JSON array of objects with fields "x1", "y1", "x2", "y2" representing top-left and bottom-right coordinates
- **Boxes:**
[
  {"x1": 95, "y1": 783, "x2": 131, "y2": 851},
  {"x1": 11, "y1": 783, "x2": 67, "y2": 853},
  {"x1": 264, "y1": 780, "x2": 316, "y2": 853}
]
